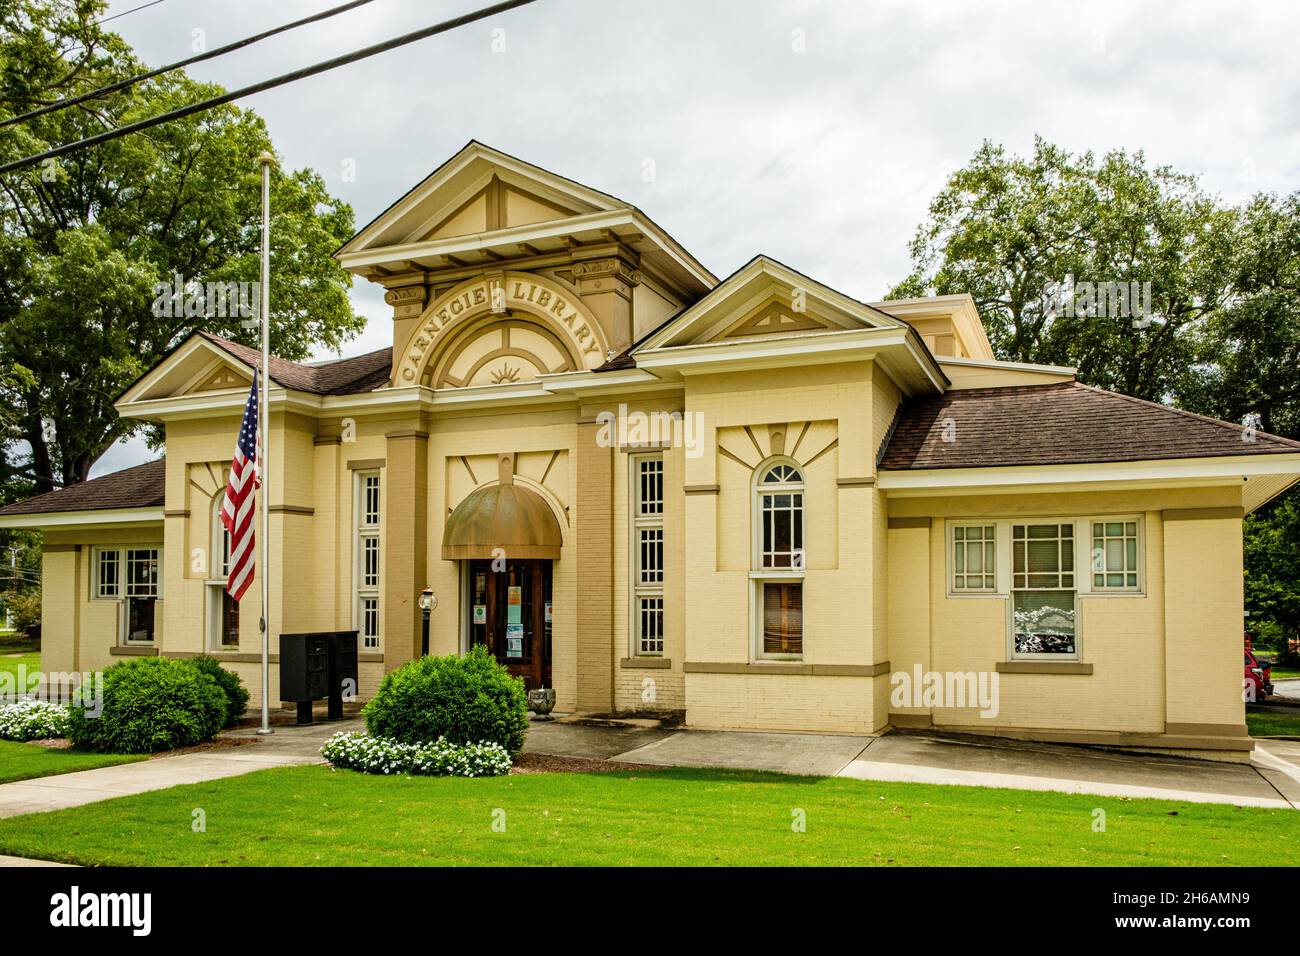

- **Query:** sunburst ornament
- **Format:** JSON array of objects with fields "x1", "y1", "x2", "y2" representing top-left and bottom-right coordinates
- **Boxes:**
[{"x1": 490, "y1": 363, "x2": 521, "y2": 384}]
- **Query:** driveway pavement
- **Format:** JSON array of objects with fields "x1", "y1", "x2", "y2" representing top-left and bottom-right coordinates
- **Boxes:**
[
  {"x1": 1272, "y1": 678, "x2": 1300, "y2": 702},
  {"x1": 542, "y1": 723, "x2": 1300, "y2": 810}
]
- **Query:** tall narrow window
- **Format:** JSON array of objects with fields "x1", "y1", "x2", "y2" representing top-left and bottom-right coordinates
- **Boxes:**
[
  {"x1": 754, "y1": 461, "x2": 805, "y2": 658},
  {"x1": 207, "y1": 496, "x2": 239, "y2": 649},
  {"x1": 951, "y1": 524, "x2": 996, "y2": 591},
  {"x1": 631, "y1": 455, "x2": 664, "y2": 655},
  {"x1": 1091, "y1": 519, "x2": 1140, "y2": 591},
  {"x1": 355, "y1": 471, "x2": 381, "y2": 651},
  {"x1": 1011, "y1": 523, "x2": 1076, "y2": 657}
]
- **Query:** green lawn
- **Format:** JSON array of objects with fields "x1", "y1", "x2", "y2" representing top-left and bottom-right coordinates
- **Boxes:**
[
  {"x1": 1248, "y1": 711, "x2": 1300, "y2": 738},
  {"x1": 0, "y1": 740, "x2": 144, "y2": 785},
  {"x1": 0, "y1": 765, "x2": 1293, "y2": 866},
  {"x1": 0, "y1": 632, "x2": 39, "y2": 687},
  {"x1": 1270, "y1": 668, "x2": 1300, "y2": 680}
]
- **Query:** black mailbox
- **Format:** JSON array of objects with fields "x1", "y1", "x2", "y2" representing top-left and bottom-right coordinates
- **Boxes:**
[
  {"x1": 280, "y1": 631, "x2": 358, "y2": 725},
  {"x1": 326, "y1": 631, "x2": 359, "y2": 721}
]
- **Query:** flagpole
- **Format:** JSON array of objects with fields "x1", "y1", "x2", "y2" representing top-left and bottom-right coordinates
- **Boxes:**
[{"x1": 256, "y1": 151, "x2": 276, "y2": 736}]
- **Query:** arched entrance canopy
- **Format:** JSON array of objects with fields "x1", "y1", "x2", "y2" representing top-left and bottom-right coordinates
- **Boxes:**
[{"x1": 442, "y1": 483, "x2": 562, "y2": 560}]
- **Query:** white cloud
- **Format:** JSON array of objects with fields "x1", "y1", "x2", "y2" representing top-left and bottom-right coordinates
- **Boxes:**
[{"x1": 84, "y1": 0, "x2": 1299, "y2": 470}]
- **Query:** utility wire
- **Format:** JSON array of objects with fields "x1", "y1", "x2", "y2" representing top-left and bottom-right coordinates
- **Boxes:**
[
  {"x1": 0, "y1": 0, "x2": 537, "y2": 176},
  {"x1": 96, "y1": 0, "x2": 167, "y2": 25},
  {"x1": 2, "y1": 0, "x2": 378, "y2": 130}
]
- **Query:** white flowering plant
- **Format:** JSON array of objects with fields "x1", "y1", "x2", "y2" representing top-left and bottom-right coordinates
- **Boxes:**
[
  {"x1": 0, "y1": 699, "x2": 72, "y2": 741},
  {"x1": 320, "y1": 730, "x2": 511, "y2": 777}
]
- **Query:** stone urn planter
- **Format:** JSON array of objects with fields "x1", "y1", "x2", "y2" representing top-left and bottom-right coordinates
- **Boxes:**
[{"x1": 527, "y1": 687, "x2": 557, "y2": 721}]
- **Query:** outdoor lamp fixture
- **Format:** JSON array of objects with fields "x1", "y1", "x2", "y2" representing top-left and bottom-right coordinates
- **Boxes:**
[{"x1": 419, "y1": 588, "x2": 436, "y2": 655}]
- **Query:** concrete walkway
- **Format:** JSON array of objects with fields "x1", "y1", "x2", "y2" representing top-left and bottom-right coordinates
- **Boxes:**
[
  {"x1": 532, "y1": 720, "x2": 1300, "y2": 810},
  {"x1": 0, "y1": 718, "x2": 358, "y2": 820}
]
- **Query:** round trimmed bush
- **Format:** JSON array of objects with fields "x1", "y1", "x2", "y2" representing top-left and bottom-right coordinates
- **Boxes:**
[
  {"x1": 188, "y1": 655, "x2": 249, "y2": 727},
  {"x1": 364, "y1": 645, "x2": 529, "y2": 756},
  {"x1": 68, "y1": 657, "x2": 228, "y2": 754}
]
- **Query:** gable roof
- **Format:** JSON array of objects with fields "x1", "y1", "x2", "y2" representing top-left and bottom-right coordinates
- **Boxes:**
[
  {"x1": 634, "y1": 254, "x2": 911, "y2": 352},
  {"x1": 336, "y1": 140, "x2": 631, "y2": 257},
  {"x1": 879, "y1": 381, "x2": 1300, "y2": 470},
  {"x1": 0, "y1": 458, "x2": 165, "y2": 517},
  {"x1": 194, "y1": 333, "x2": 393, "y2": 396}
]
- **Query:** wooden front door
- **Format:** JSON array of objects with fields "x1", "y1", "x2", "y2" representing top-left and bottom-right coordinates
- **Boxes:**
[{"x1": 466, "y1": 559, "x2": 552, "y2": 692}]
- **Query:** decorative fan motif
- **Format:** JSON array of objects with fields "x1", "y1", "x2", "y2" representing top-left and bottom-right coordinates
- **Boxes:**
[{"x1": 490, "y1": 363, "x2": 522, "y2": 384}]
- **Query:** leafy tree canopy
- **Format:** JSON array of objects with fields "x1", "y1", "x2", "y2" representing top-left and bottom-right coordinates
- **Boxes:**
[
  {"x1": 892, "y1": 136, "x2": 1300, "y2": 657},
  {"x1": 0, "y1": 0, "x2": 364, "y2": 497}
]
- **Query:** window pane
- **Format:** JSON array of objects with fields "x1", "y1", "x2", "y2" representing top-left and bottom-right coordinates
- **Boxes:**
[
  {"x1": 1027, "y1": 540, "x2": 1058, "y2": 573},
  {"x1": 762, "y1": 583, "x2": 803, "y2": 655},
  {"x1": 98, "y1": 550, "x2": 120, "y2": 598},
  {"x1": 221, "y1": 590, "x2": 240, "y2": 648},
  {"x1": 126, "y1": 549, "x2": 159, "y2": 597},
  {"x1": 638, "y1": 457, "x2": 663, "y2": 515},
  {"x1": 1013, "y1": 591, "x2": 1076, "y2": 655},
  {"x1": 638, "y1": 597, "x2": 664, "y2": 655},
  {"x1": 1106, "y1": 539, "x2": 1123, "y2": 568},
  {"x1": 126, "y1": 597, "x2": 156, "y2": 643}
]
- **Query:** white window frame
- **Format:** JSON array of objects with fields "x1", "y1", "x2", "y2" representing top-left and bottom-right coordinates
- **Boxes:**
[
  {"x1": 1086, "y1": 515, "x2": 1145, "y2": 595},
  {"x1": 205, "y1": 495, "x2": 239, "y2": 650},
  {"x1": 353, "y1": 471, "x2": 382, "y2": 651},
  {"x1": 1009, "y1": 521, "x2": 1080, "y2": 662},
  {"x1": 629, "y1": 453, "x2": 665, "y2": 657},
  {"x1": 750, "y1": 458, "x2": 806, "y2": 662},
  {"x1": 943, "y1": 515, "x2": 1149, "y2": 665},
  {"x1": 91, "y1": 545, "x2": 161, "y2": 646},
  {"x1": 948, "y1": 522, "x2": 998, "y2": 594}
]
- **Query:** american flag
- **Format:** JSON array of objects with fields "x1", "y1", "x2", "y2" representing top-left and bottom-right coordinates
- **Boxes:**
[{"x1": 221, "y1": 380, "x2": 260, "y2": 601}]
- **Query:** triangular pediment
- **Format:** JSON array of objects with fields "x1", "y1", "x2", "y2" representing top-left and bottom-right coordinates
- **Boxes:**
[
  {"x1": 636, "y1": 256, "x2": 905, "y2": 351},
  {"x1": 116, "y1": 334, "x2": 257, "y2": 406},
  {"x1": 337, "y1": 141, "x2": 629, "y2": 256}
]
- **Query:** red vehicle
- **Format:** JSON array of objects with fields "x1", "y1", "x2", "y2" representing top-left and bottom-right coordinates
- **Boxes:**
[{"x1": 1245, "y1": 648, "x2": 1273, "y2": 702}]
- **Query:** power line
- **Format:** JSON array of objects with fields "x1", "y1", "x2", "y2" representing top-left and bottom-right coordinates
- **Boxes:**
[
  {"x1": 96, "y1": 0, "x2": 167, "y2": 25},
  {"x1": 0, "y1": 0, "x2": 537, "y2": 176},
  {"x1": 2, "y1": 0, "x2": 378, "y2": 131}
]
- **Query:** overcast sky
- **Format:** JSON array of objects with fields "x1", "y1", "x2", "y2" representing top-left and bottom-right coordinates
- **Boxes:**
[{"x1": 92, "y1": 0, "x2": 1300, "y2": 474}]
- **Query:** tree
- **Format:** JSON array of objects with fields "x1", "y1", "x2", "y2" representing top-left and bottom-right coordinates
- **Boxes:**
[
  {"x1": 891, "y1": 137, "x2": 1300, "y2": 658},
  {"x1": 1178, "y1": 191, "x2": 1300, "y2": 439},
  {"x1": 889, "y1": 136, "x2": 1237, "y2": 402},
  {"x1": 0, "y1": 0, "x2": 364, "y2": 497}
]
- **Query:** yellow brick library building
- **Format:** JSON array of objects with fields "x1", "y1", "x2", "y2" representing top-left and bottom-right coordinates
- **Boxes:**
[{"x1": 5, "y1": 142, "x2": 1298, "y2": 762}]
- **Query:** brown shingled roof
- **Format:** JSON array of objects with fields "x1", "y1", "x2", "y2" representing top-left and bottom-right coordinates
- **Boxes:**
[
  {"x1": 0, "y1": 459, "x2": 165, "y2": 517},
  {"x1": 878, "y1": 381, "x2": 1300, "y2": 471},
  {"x1": 196, "y1": 332, "x2": 392, "y2": 395}
]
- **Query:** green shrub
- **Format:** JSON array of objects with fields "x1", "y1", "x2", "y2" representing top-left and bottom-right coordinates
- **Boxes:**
[
  {"x1": 187, "y1": 655, "x2": 249, "y2": 727},
  {"x1": 68, "y1": 657, "x2": 227, "y2": 754},
  {"x1": 364, "y1": 645, "x2": 529, "y2": 756},
  {"x1": 1, "y1": 590, "x2": 40, "y2": 631}
]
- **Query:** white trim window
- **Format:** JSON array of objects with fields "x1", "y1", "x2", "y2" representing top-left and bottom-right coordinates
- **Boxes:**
[
  {"x1": 1090, "y1": 518, "x2": 1141, "y2": 592},
  {"x1": 354, "y1": 471, "x2": 381, "y2": 651},
  {"x1": 1011, "y1": 523, "x2": 1077, "y2": 659},
  {"x1": 206, "y1": 496, "x2": 239, "y2": 649},
  {"x1": 631, "y1": 454, "x2": 664, "y2": 656},
  {"x1": 753, "y1": 459, "x2": 805, "y2": 659},
  {"x1": 92, "y1": 546, "x2": 160, "y2": 645},
  {"x1": 951, "y1": 523, "x2": 996, "y2": 592}
]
